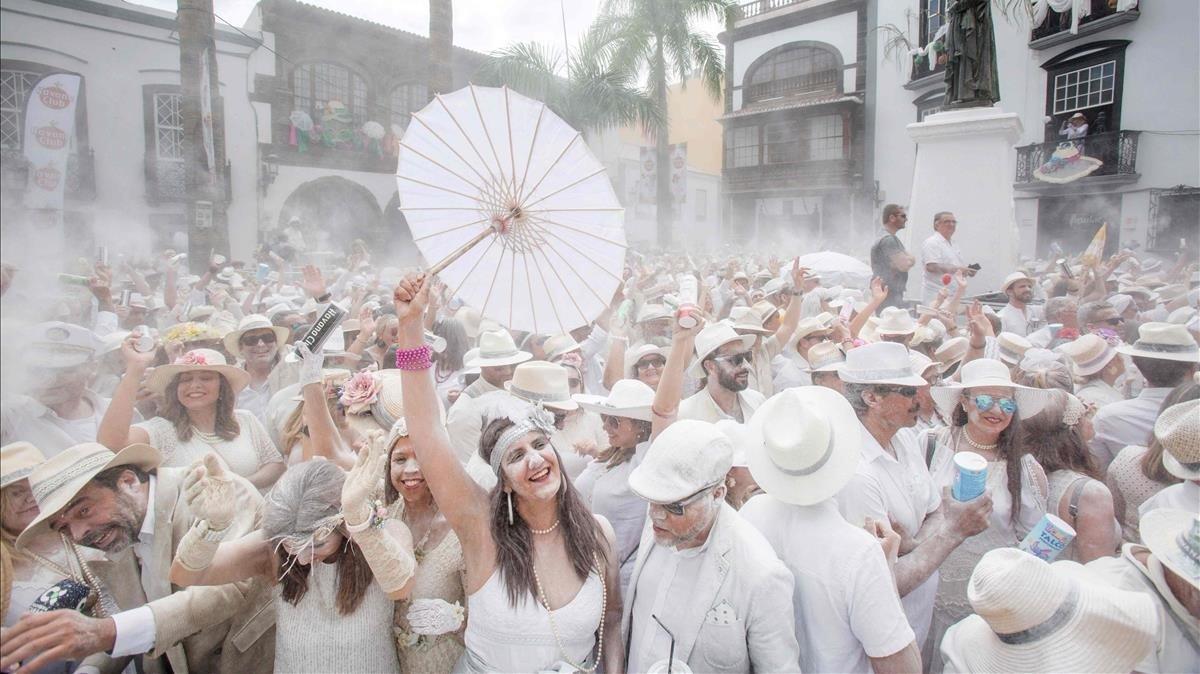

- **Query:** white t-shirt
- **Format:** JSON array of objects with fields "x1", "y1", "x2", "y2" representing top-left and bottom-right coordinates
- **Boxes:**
[
  {"x1": 742, "y1": 496, "x2": 915, "y2": 674},
  {"x1": 921, "y1": 233, "x2": 965, "y2": 303}
]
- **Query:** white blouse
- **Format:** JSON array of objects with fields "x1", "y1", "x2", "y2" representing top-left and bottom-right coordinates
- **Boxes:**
[{"x1": 136, "y1": 409, "x2": 283, "y2": 477}]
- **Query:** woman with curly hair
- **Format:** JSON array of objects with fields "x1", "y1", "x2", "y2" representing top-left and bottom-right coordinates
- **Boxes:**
[
  {"x1": 392, "y1": 272, "x2": 623, "y2": 673},
  {"x1": 98, "y1": 336, "x2": 285, "y2": 489}
]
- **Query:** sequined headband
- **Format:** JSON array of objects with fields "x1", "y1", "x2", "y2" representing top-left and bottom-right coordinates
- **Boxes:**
[{"x1": 490, "y1": 406, "x2": 556, "y2": 476}]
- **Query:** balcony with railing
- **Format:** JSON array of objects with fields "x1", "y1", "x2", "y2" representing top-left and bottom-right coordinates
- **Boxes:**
[
  {"x1": 1015, "y1": 130, "x2": 1140, "y2": 189},
  {"x1": 1030, "y1": 0, "x2": 1140, "y2": 49},
  {"x1": 737, "y1": 0, "x2": 809, "y2": 21},
  {"x1": 725, "y1": 157, "x2": 856, "y2": 194}
]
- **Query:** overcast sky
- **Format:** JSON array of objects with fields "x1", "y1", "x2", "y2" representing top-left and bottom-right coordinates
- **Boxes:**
[{"x1": 132, "y1": 0, "x2": 719, "y2": 64}]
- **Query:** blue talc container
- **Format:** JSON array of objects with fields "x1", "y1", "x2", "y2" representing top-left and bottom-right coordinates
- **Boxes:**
[
  {"x1": 1019, "y1": 513, "x2": 1077, "y2": 562},
  {"x1": 952, "y1": 451, "x2": 988, "y2": 501}
]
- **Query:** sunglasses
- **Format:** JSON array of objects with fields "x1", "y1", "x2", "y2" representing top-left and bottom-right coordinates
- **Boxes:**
[
  {"x1": 711, "y1": 351, "x2": 753, "y2": 367},
  {"x1": 971, "y1": 394, "x2": 1018, "y2": 415},
  {"x1": 636, "y1": 357, "x2": 666, "y2": 370},
  {"x1": 1101, "y1": 317, "x2": 1125, "y2": 326},
  {"x1": 875, "y1": 385, "x2": 918, "y2": 398},
  {"x1": 240, "y1": 332, "x2": 278, "y2": 347},
  {"x1": 657, "y1": 482, "x2": 719, "y2": 517}
]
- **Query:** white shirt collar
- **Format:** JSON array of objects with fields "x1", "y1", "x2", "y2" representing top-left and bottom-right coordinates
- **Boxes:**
[{"x1": 139, "y1": 475, "x2": 157, "y2": 542}]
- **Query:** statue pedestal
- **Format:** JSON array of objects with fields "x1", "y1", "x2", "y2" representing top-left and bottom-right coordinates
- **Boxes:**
[{"x1": 903, "y1": 107, "x2": 1023, "y2": 302}]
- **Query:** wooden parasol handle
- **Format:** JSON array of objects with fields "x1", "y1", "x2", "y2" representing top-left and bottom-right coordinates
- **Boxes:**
[{"x1": 427, "y1": 226, "x2": 496, "y2": 276}]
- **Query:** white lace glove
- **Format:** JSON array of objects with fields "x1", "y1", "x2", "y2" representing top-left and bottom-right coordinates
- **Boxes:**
[
  {"x1": 182, "y1": 453, "x2": 238, "y2": 530},
  {"x1": 297, "y1": 342, "x2": 324, "y2": 387},
  {"x1": 341, "y1": 432, "x2": 387, "y2": 528},
  {"x1": 405, "y1": 598, "x2": 465, "y2": 636}
]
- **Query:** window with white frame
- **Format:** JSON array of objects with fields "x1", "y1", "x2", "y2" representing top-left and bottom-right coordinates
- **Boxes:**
[
  {"x1": 0, "y1": 69, "x2": 44, "y2": 150},
  {"x1": 1052, "y1": 60, "x2": 1115, "y2": 115},
  {"x1": 153, "y1": 92, "x2": 184, "y2": 161},
  {"x1": 726, "y1": 126, "x2": 759, "y2": 168}
]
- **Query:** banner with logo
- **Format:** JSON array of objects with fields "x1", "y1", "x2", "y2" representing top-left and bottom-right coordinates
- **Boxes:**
[
  {"x1": 22, "y1": 73, "x2": 81, "y2": 210},
  {"x1": 670, "y1": 142, "x2": 687, "y2": 205}
]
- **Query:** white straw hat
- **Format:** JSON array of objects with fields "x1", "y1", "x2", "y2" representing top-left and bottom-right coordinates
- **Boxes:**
[
  {"x1": 628, "y1": 420, "x2": 732, "y2": 503},
  {"x1": 637, "y1": 304, "x2": 673, "y2": 324},
  {"x1": 995, "y1": 332, "x2": 1033, "y2": 366},
  {"x1": 1140, "y1": 509, "x2": 1199, "y2": 591},
  {"x1": 465, "y1": 330, "x2": 533, "y2": 367},
  {"x1": 804, "y1": 341, "x2": 846, "y2": 373},
  {"x1": 945, "y1": 547, "x2": 1156, "y2": 674},
  {"x1": 1056, "y1": 333, "x2": 1118, "y2": 377},
  {"x1": 574, "y1": 379, "x2": 655, "y2": 422},
  {"x1": 504, "y1": 361, "x2": 578, "y2": 412},
  {"x1": 223, "y1": 314, "x2": 289, "y2": 359},
  {"x1": 1001, "y1": 271, "x2": 1034, "y2": 293},
  {"x1": 542, "y1": 333, "x2": 582, "y2": 362},
  {"x1": 688, "y1": 322, "x2": 757, "y2": 378},
  {"x1": 875, "y1": 306, "x2": 917, "y2": 336},
  {"x1": 1116, "y1": 322, "x2": 1199, "y2": 362},
  {"x1": 909, "y1": 351, "x2": 939, "y2": 378},
  {"x1": 729, "y1": 306, "x2": 772, "y2": 336},
  {"x1": 1154, "y1": 399, "x2": 1200, "y2": 480},
  {"x1": 930, "y1": 358, "x2": 1050, "y2": 420},
  {"x1": 746, "y1": 387, "x2": 860, "y2": 505},
  {"x1": 147, "y1": 348, "x2": 250, "y2": 395},
  {"x1": 838, "y1": 342, "x2": 926, "y2": 386}
]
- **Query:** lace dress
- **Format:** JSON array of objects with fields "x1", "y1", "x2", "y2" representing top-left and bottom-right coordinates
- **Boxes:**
[
  {"x1": 273, "y1": 560, "x2": 400, "y2": 673},
  {"x1": 136, "y1": 409, "x2": 283, "y2": 478},
  {"x1": 393, "y1": 522, "x2": 467, "y2": 674},
  {"x1": 924, "y1": 440, "x2": 1047, "y2": 674},
  {"x1": 454, "y1": 569, "x2": 603, "y2": 673},
  {"x1": 1105, "y1": 444, "x2": 1171, "y2": 543}
]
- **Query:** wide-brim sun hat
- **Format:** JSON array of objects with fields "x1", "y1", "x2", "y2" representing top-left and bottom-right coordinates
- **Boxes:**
[
  {"x1": 687, "y1": 322, "x2": 757, "y2": 379},
  {"x1": 838, "y1": 341, "x2": 926, "y2": 386},
  {"x1": 1056, "y1": 333, "x2": 1118, "y2": 377},
  {"x1": 504, "y1": 360, "x2": 578, "y2": 412},
  {"x1": 17, "y1": 442, "x2": 161, "y2": 549},
  {"x1": 629, "y1": 419, "x2": 732, "y2": 503},
  {"x1": 728, "y1": 306, "x2": 772, "y2": 336},
  {"x1": 464, "y1": 329, "x2": 533, "y2": 368},
  {"x1": 947, "y1": 547, "x2": 1156, "y2": 674},
  {"x1": 1155, "y1": 399, "x2": 1200, "y2": 480},
  {"x1": 574, "y1": 379, "x2": 655, "y2": 422},
  {"x1": 147, "y1": 348, "x2": 250, "y2": 395},
  {"x1": 746, "y1": 387, "x2": 861, "y2": 505},
  {"x1": 1116, "y1": 322, "x2": 1199, "y2": 363},
  {"x1": 1, "y1": 441, "x2": 47, "y2": 489},
  {"x1": 875, "y1": 306, "x2": 917, "y2": 336},
  {"x1": 1140, "y1": 509, "x2": 1199, "y2": 591},
  {"x1": 930, "y1": 358, "x2": 1051, "y2": 420},
  {"x1": 223, "y1": 314, "x2": 290, "y2": 359}
]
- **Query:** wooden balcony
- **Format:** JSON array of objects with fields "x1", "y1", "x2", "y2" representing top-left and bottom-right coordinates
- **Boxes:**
[{"x1": 724, "y1": 157, "x2": 856, "y2": 195}]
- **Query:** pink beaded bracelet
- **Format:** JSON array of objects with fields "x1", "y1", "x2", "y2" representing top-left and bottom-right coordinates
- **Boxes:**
[{"x1": 395, "y1": 344, "x2": 433, "y2": 371}]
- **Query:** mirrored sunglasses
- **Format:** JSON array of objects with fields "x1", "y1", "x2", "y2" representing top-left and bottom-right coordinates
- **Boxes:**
[{"x1": 972, "y1": 394, "x2": 1018, "y2": 415}]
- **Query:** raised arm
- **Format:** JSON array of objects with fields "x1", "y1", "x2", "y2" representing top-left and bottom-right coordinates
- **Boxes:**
[
  {"x1": 97, "y1": 333, "x2": 154, "y2": 450},
  {"x1": 393, "y1": 273, "x2": 491, "y2": 546},
  {"x1": 650, "y1": 318, "x2": 702, "y2": 439},
  {"x1": 963, "y1": 300, "x2": 992, "y2": 365},
  {"x1": 772, "y1": 260, "x2": 808, "y2": 347},
  {"x1": 296, "y1": 344, "x2": 357, "y2": 470},
  {"x1": 851, "y1": 278, "x2": 888, "y2": 336}
]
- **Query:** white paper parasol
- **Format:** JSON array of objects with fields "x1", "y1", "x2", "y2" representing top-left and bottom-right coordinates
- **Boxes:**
[
  {"x1": 397, "y1": 85, "x2": 626, "y2": 333},
  {"x1": 795, "y1": 251, "x2": 873, "y2": 288}
]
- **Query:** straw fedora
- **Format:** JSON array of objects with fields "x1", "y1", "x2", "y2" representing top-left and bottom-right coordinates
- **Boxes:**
[
  {"x1": 909, "y1": 324, "x2": 941, "y2": 349},
  {"x1": 746, "y1": 387, "x2": 860, "y2": 506},
  {"x1": 1, "y1": 441, "x2": 46, "y2": 489},
  {"x1": 1056, "y1": 333, "x2": 1118, "y2": 377},
  {"x1": 628, "y1": 420, "x2": 732, "y2": 503},
  {"x1": 223, "y1": 314, "x2": 289, "y2": 359},
  {"x1": 876, "y1": 306, "x2": 917, "y2": 336},
  {"x1": 464, "y1": 330, "x2": 532, "y2": 368},
  {"x1": 935, "y1": 336, "x2": 969, "y2": 375},
  {"x1": 17, "y1": 442, "x2": 161, "y2": 549},
  {"x1": 752, "y1": 300, "x2": 780, "y2": 325},
  {"x1": 838, "y1": 342, "x2": 926, "y2": 386},
  {"x1": 729, "y1": 306, "x2": 772, "y2": 336},
  {"x1": 1140, "y1": 509, "x2": 1199, "y2": 591},
  {"x1": 1155, "y1": 399, "x2": 1199, "y2": 480},
  {"x1": 1117, "y1": 322, "x2": 1199, "y2": 363},
  {"x1": 995, "y1": 332, "x2": 1032, "y2": 366},
  {"x1": 574, "y1": 379, "x2": 655, "y2": 422},
  {"x1": 455, "y1": 306, "x2": 482, "y2": 339},
  {"x1": 793, "y1": 313, "x2": 835, "y2": 341},
  {"x1": 688, "y1": 322, "x2": 757, "y2": 378},
  {"x1": 945, "y1": 547, "x2": 1156, "y2": 674},
  {"x1": 147, "y1": 348, "x2": 250, "y2": 395},
  {"x1": 505, "y1": 361, "x2": 578, "y2": 412},
  {"x1": 1002, "y1": 271, "x2": 1034, "y2": 293},
  {"x1": 930, "y1": 358, "x2": 1050, "y2": 420},
  {"x1": 804, "y1": 341, "x2": 845, "y2": 373},
  {"x1": 542, "y1": 334, "x2": 582, "y2": 362},
  {"x1": 623, "y1": 343, "x2": 668, "y2": 379}
]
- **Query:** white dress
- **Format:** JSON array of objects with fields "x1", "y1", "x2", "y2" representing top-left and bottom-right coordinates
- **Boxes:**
[
  {"x1": 136, "y1": 409, "x2": 283, "y2": 477},
  {"x1": 574, "y1": 442, "x2": 650, "y2": 596},
  {"x1": 273, "y1": 560, "x2": 401, "y2": 673},
  {"x1": 455, "y1": 569, "x2": 603, "y2": 673}
]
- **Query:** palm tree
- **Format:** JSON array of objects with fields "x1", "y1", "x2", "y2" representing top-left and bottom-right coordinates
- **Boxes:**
[
  {"x1": 428, "y1": 0, "x2": 454, "y2": 96},
  {"x1": 589, "y1": 0, "x2": 731, "y2": 247},
  {"x1": 475, "y1": 36, "x2": 660, "y2": 135}
]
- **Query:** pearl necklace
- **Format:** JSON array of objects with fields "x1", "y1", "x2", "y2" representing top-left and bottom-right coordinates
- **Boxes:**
[
  {"x1": 530, "y1": 519, "x2": 561, "y2": 535},
  {"x1": 531, "y1": 552, "x2": 605, "y2": 673},
  {"x1": 963, "y1": 427, "x2": 999, "y2": 451},
  {"x1": 190, "y1": 426, "x2": 223, "y2": 445}
]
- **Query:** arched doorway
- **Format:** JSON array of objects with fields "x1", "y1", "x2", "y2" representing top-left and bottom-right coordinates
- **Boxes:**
[{"x1": 277, "y1": 176, "x2": 383, "y2": 254}]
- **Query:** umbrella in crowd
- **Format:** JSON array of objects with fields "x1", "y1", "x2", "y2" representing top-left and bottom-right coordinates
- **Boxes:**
[
  {"x1": 795, "y1": 251, "x2": 873, "y2": 287},
  {"x1": 397, "y1": 85, "x2": 626, "y2": 334}
]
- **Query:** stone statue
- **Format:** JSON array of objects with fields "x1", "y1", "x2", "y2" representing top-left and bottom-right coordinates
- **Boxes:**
[{"x1": 942, "y1": 0, "x2": 1000, "y2": 109}]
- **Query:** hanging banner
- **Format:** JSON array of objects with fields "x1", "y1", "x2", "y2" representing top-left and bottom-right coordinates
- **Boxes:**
[
  {"x1": 22, "y1": 73, "x2": 81, "y2": 210},
  {"x1": 670, "y1": 142, "x2": 687, "y2": 205},
  {"x1": 200, "y1": 48, "x2": 216, "y2": 183},
  {"x1": 637, "y1": 146, "x2": 656, "y2": 204}
]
